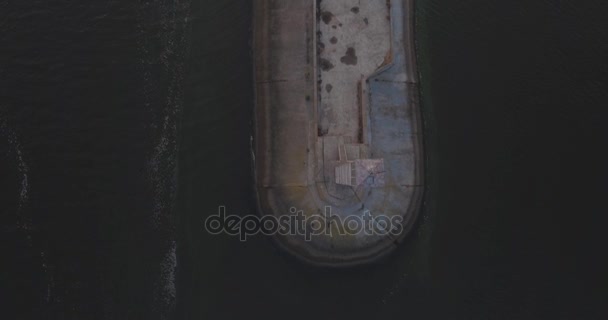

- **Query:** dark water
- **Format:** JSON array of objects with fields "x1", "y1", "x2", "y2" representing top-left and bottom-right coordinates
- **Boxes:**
[
  {"x1": 1, "y1": 1, "x2": 188, "y2": 318},
  {"x1": 2, "y1": 0, "x2": 607, "y2": 319}
]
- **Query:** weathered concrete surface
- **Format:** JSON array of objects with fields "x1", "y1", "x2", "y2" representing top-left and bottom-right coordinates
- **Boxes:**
[
  {"x1": 318, "y1": 1, "x2": 391, "y2": 138},
  {"x1": 254, "y1": 0, "x2": 424, "y2": 267}
]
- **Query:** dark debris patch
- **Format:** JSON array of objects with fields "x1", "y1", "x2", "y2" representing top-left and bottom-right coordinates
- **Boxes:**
[
  {"x1": 320, "y1": 58, "x2": 335, "y2": 71},
  {"x1": 340, "y1": 47, "x2": 358, "y2": 66},
  {"x1": 321, "y1": 11, "x2": 334, "y2": 24}
]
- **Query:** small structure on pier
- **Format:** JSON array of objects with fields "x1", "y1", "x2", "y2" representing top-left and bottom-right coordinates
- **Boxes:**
[{"x1": 335, "y1": 142, "x2": 385, "y2": 187}]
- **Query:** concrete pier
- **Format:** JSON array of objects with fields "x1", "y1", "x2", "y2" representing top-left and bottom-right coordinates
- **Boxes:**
[{"x1": 253, "y1": 0, "x2": 424, "y2": 266}]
